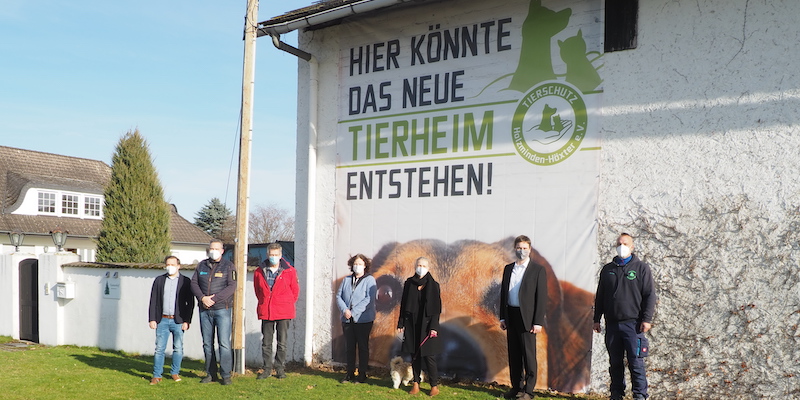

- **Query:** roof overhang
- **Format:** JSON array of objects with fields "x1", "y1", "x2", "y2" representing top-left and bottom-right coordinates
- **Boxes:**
[{"x1": 257, "y1": 0, "x2": 424, "y2": 37}]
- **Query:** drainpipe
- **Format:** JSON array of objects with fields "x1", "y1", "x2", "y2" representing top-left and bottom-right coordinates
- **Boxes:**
[{"x1": 270, "y1": 33, "x2": 316, "y2": 366}]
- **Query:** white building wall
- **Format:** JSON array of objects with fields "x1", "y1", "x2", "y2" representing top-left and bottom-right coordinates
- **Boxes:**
[
  {"x1": 294, "y1": 30, "x2": 343, "y2": 365},
  {"x1": 293, "y1": 0, "x2": 800, "y2": 398},
  {"x1": 1, "y1": 235, "x2": 206, "y2": 264}
]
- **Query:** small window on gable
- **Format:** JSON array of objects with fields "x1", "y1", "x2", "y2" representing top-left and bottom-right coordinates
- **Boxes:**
[
  {"x1": 605, "y1": 0, "x2": 638, "y2": 52},
  {"x1": 62, "y1": 194, "x2": 79, "y2": 215},
  {"x1": 85, "y1": 196, "x2": 102, "y2": 217},
  {"x1": 38, "y1": 192, "x2": 56, "y2": 213}
]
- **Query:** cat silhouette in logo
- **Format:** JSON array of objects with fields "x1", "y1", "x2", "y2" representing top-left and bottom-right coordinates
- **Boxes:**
[{"x1": 558, "y1": 29, "x2": 603, "y2": 93}]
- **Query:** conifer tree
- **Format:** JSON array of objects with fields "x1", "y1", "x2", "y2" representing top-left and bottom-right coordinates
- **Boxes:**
[
  {"x1": 194, "y1": 197, "x2": 234, "y2": 242},
  {"x1": 96, "y1": 130, "x2": 171, "y2": 262}
]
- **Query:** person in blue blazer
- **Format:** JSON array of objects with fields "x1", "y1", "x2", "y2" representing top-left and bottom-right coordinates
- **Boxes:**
[
  {"x1": 148, "y1": 255, "x2": 195, "y2": 385},
  {"x1": 336, "y1": 254, "x2": 377, "y2": 383}
]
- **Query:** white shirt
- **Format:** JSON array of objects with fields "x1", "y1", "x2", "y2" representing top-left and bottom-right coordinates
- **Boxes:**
[
  {"x1": 162, "y1": 275, "x2": 179, "y2": 316},
  {"x1": 507, "y1": 259, "x2": 528, "y2": 307}
]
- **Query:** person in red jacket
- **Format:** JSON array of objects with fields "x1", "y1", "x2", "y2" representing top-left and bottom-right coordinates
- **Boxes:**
[{"x1": 254, "y1": 243, "x2": 300, "y2": 380}]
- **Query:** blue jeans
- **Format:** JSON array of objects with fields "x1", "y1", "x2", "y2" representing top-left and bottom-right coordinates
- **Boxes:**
[
  {"x1": 605, "y1": 321, "x2": 648, "y2": 398},
  {"x1": 199, "y1": 308, "x2": 232, "y2": 379},
  {"x1": 153, "y1": 318, "x2": 184, "y2": 378}
]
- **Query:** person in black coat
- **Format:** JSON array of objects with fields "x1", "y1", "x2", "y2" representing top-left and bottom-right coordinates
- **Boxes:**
[
  {"x1": 148, "y1": 255, "x2": 194, "y2": 385},
  {"x1": 499, "y1": 235, "x2": 548, "y2": 400},
  {"x1": 397, "y1": 256, "x2": 442, "y2": 396}
]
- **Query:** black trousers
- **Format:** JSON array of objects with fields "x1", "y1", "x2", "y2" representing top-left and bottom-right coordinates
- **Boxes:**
[
  {"x1": 412, "y1": 354, "x2": 439, "y2": 386},
  {"x1": 342, "y1": 321, "x2": 373, "y2": 379},
  {"x1": 261, "y1": 319, "x2": 289, "y2": 375},
  {"x1": 506, "y1": 306, "x2": 538, "y2": 394}
]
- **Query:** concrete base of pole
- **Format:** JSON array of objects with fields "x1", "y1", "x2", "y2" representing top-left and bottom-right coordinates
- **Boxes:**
[{"x1": 233, "y1": 348, "x2": 245, "y2": 374}]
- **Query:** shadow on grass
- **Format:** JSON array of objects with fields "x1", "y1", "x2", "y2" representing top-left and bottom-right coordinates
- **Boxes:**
[
  {"x1": 71, "y1": 351, "x2": 204, "y2": 380},
  {"x1": 283, "y1": 362, "x2": 506, "y2": 398}
]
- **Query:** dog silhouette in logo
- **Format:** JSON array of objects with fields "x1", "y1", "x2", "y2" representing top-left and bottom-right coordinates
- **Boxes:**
[
  {"x1": 330, "y1": 237, "x2": 593, "y2": 392},
  {"x1": 508, "y1": 0, "x2": 572, "y2": 92},
  {"x1": 526, "y1": 103, "x2": 574, "y2": 145}
]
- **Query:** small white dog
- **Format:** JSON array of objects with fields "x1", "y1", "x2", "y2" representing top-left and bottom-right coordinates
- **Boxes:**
[{"x1": 389, "y1": 356, "x2": 425, "y2": 389}]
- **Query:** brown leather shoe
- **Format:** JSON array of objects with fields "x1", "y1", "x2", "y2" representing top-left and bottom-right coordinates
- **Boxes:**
[
  {"x1": 171, "y1": 374, "x2": 181, "y2": 382},
  {"x1": 410, "y1": 382, "x2": 420, "y2": 394},
  {"x1": 149, "y1": 377, "x2": 162, "y2": 385},
  {"x1": 429, "y1": 386, "x2": 439, "y2": 396}
]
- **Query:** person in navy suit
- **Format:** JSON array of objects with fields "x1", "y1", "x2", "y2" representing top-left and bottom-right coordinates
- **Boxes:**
[
  {"x1": 148, "y1": 255, "x2": 194, "y2": 385},
  {"x1": 499, "y1": 235, "x2": 548, "y2": 400}
]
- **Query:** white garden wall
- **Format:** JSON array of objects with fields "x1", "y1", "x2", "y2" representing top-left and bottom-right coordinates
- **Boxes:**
[{"x1": 0, "y1": 253, "x2": 302, "y2": 369}]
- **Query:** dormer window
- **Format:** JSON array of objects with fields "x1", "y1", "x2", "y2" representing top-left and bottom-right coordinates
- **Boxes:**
[
  {"x1": 85, "y1": 196, "x2": 102, "y2": 217},
  {"x1": 34, "y1": 190, "x2": 102, "y2": 219},
  {"x1": 62, "y1": 194, "x2": 79, "y2": 215},
  {"x1": 38, "y1": 192, "x2": 56, "y2": 213}
]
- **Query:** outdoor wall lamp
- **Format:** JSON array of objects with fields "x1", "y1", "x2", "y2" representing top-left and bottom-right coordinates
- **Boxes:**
[
  {"x1": 50, "y1": 229, "x2": 68, "y2": 252},
  {"x1": 8, "y1": 231, "x2": 24, "y2": 252}
]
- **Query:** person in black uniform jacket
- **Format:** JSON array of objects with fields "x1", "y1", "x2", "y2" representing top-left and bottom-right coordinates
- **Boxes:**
[
  {"x1": 593, "y1": 233, "x2": 656, "y2": 400},
  {"x1": 397, "y1": 256, "x2": 442, "y2": 396},
  {"x1": 191, "y1": 239, "x2": 236, "y2": 385},
  {"x1": 499, "y1": 235, "x2": 548, "y2": 400}
]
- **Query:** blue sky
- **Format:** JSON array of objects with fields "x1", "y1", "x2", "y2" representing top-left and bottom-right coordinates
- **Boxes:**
[{"x1": 0, "y1": 0, "x2": 314, "y2": 220}]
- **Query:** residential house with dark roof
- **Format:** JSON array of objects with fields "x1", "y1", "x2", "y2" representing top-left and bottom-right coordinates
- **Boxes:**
[{"x1": 0, "y1": 145, "x2": 212, "y2": 263}]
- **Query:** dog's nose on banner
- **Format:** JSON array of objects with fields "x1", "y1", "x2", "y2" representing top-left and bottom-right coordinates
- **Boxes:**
[{"x1": 390, "y1": 322, "x2": 488, "y2": 381}]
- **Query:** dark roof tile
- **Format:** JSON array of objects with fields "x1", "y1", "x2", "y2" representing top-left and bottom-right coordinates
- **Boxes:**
[{"x1": 0, "y1": 145, "x2": 213, "y2": 245}]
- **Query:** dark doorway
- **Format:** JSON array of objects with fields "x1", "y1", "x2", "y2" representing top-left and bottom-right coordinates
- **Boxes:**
[{"x1": 19, "y1": 259, "x2": 39, "y2": 342}]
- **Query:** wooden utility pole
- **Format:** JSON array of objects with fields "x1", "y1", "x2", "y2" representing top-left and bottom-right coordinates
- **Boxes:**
[{"x1": 232, "y1": 0, "x2": 257, "y2": 375}]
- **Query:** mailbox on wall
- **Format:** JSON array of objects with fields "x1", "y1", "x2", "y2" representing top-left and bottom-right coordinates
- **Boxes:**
[{"x1": 56, "y1": 282, "x2": 75, "y2": 299}]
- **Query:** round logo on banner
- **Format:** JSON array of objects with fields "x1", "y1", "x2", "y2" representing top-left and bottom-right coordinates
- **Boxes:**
[{"x1": 511, "y1": 81, "x2": 588, "y2": 166}]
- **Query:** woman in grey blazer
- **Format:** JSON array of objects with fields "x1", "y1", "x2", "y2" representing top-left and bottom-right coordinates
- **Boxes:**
[{"x1": 336, "y1": 254, "x2": 377, "y2": 383}]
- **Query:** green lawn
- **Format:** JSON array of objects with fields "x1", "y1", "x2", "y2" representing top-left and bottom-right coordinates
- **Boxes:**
[{"x1": 0, "y1": 336, "x2": 599, "y2": 400}]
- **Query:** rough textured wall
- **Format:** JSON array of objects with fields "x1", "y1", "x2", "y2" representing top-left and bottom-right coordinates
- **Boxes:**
[{"x1": 592, "y1": 0, "x2": 800, "y2": 398}]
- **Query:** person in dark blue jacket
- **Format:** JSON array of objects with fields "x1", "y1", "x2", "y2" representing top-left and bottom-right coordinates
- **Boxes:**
[
  {"x1": 593, "y1": 233, "x2": 657, "y2": 400},
  {"x1": 148, "y1": 255, "x2": 194, "y2": 385},
  {"x1": 336, "y1": 253, "x2": 377, "y2": 383},
  {"x1": 191, "y1": 239, "x2": 236, "y2": 385}
]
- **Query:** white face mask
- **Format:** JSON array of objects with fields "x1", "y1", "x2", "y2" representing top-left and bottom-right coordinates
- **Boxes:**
[
  {"x1": 208, "y1": 249, "x2": 222, "y2": 260},
  {"x1": 616, "y1": 244, "x2": 632, "y2": 259},
  {"x1": 352, "y1": 264, "x2": 365, "y2": 275},
  {"x1": 415, "y1": 266, "x2": 428, "y2": 277},
  {"x1": 166, "y1": 265, "x2": 179, "y2": 276}
]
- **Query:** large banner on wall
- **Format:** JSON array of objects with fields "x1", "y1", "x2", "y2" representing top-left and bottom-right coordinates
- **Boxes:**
[{"x1": 332, "y1": 0, "x2": 602, "y2": 392}]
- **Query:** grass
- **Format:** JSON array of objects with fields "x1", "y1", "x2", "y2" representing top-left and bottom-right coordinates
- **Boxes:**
[{"x1": 0, "y1": 336, "x2": 600, "y2": 400}]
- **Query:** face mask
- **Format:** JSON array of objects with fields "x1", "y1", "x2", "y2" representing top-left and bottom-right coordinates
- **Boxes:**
[
  {"x1": 416, "y1": 267, "x2": 428, "y2": 277},
  {"x1": 616, "y1": 245, "x2": 631, "y2": 259},
  {"x1": 269, "y1": 256, "x2": 280, "y2": 266},
  {"x1": 166, "y1": 265, "x2": 178, "y2": 276},
  {"x1": 515, "y1": 249, "x2": 530, "y2": 260},
  {"x1": 352, "y1": 264, "x2": 365, "y2": 275},
  {"x1": 208, "y1": 250, "x2": 221, "y2": 260}
]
